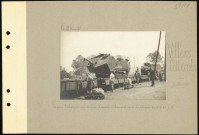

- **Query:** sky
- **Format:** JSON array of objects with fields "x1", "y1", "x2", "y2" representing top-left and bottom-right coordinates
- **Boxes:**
[{"x1": 61, "y1": 31, "x2": 165, "y2": 73}]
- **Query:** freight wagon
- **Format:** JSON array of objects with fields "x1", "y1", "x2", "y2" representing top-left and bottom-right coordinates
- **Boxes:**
[
  {"x1": 60, "y1": 75, "x2": 137, "y2": 99},
  {"x1": 60, "y1": 78, "x2": 98, "y2": 99}
]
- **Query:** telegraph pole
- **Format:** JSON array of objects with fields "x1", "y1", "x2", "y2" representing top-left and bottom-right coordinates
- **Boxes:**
[
  {"x1": 154, "y1": 31, "x2": 162, "y2": 77},
  {"x1": 164, "y1": 35, "x2": 166, "y2": 81}
]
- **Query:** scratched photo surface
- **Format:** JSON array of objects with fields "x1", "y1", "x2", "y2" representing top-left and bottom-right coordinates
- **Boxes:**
[{"x1": 60, "y1": 31, "x2": 166, "y2": 100}]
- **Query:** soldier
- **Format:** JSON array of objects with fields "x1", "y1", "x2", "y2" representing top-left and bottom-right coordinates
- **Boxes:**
[
  {"x1": 109, "y1": 71, "x2": 115, "y2": 92},
  {"x1": 125, "y1": 76, "x2": 132, "y2": 89},
  {"x1": 135, "y1": 70, "x2": 141, "y2": 84},
  {"x1": 149, "y1": 67, "x2": 155, "y2": 86},
  {"x1": 148, "y1": 71, "x2": 150, "y2": 81},
  {"x1": 85, "y1": 72, "x2": 94, "y2": 93},
  {"x1": 159, "y1": 73, "x2": 162, "y2": 81}
]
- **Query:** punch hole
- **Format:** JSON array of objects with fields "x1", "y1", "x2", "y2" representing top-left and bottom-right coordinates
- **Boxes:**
[
  {"x1": 6, "y1": 45, "x2": 10, "y2": 49},
  {"x1": 7, "y1": 89, "x2": 10, "y2": 93},
  {"x1": 6, "y1": 31, "x2": 11, "y2": 35},
  {"x1": 7, "y1": 103, "x2": 11, "y2": 106}
]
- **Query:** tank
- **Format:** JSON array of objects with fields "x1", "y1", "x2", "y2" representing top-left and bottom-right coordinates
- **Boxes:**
[
  {"x1": 141, "y1": 62, "x2": 164, "y2": 75},
  {"x1": 141, "y1": 62, "x2": 151, "y2": 75},
  {"x1": 86, "y1": 54, "x2": 130, "y2": 78}
]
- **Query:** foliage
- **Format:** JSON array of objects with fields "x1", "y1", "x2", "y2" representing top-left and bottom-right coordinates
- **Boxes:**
[
  {"x1": 71, "y1": 55, "x2": 89, "y2": 75},
  {"x1": 60, "y1": 68, "x2": 71, "y2": 79},
  {"x1": 146, "y1": 51, "x2": 163, "y2": 64},
  {"x1": 71, "y1": 54, "x2": 131, "y2": 76}
]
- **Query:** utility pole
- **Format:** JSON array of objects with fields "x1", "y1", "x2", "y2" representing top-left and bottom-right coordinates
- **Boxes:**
[
  {"x1": 154, "y1": 31, "x2": 162, "y2": 77},
  {"x1": 164, "y1": 34, "x2": 166, "y2": 81}
]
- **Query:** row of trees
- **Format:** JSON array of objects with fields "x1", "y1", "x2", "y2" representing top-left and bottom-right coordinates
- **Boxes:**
[
  {"x1": 61, "y1": 51, "x2": 164, "y2": 80},
  {"x1": 60, "y1": 54, "x2": 96, "y2": 79},
  {"x1": 71, "y1": 55, "x2": 89, "y2": 76}
]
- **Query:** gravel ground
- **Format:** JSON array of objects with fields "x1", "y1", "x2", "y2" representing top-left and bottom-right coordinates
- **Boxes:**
[
  {"x1": 75, "y1": 81, "x2": 166, "y2": 100},
  {"x1": 105, "y1": 81, "x2": 166, "y2": 100}
]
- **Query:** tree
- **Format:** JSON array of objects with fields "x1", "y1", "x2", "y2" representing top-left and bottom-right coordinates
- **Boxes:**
[
  {"x1": 60, "y1": 67, "x2": 71, "y2": 79},
  {"x1": 146, "y1": 51, "x2": 163, "y2": 64},
  {"x1": 71, "y1": 55, "x2": 89, "y2": 75}
]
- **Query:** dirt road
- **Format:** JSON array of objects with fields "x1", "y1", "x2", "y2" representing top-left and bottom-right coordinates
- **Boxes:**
[
  {"x1": 75, "y1": 81, "x2": 166, "y2": 100},
  {"x1": 105, "y1": 81, "x2": 166, "y2": 100}
]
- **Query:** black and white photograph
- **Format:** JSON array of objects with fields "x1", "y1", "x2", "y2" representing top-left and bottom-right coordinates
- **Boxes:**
[
  {"x1": 60, "y1": 31, "x2": 166, "y2": 100},
  {"x1": 3, "y1": 1, "x2": 197, "y2": 134}
]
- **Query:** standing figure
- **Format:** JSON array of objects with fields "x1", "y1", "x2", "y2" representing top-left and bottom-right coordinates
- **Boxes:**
[
  {"x1": 138, "y1": 72, "x2": 141, "y2": 83},
  {"x1": 135, "y1": 70, "x2": 141, "y2": 84},
  {"x1": 125, "y1": 76, "x2": 132, "y2": 89},
  {"x1": 150, "y1": 67, "x2": 155, "y2": 86},
  {"x1": 86, "y1": 72, "x2": 94, "y2": 93},
  {"x1": 147, "y1": 71, "x2": 150, "y2": 81},
  {"x1": 109, "y1": 71, "x2": 115, "y2": 92},
  {"x1": 159, "y1": 73, "x2": 162, "y2": 81}
]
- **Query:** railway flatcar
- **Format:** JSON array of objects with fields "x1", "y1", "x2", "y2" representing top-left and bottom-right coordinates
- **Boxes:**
[{"x1": 84, "y1": 54, "x2": 131, "y2": 91}]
